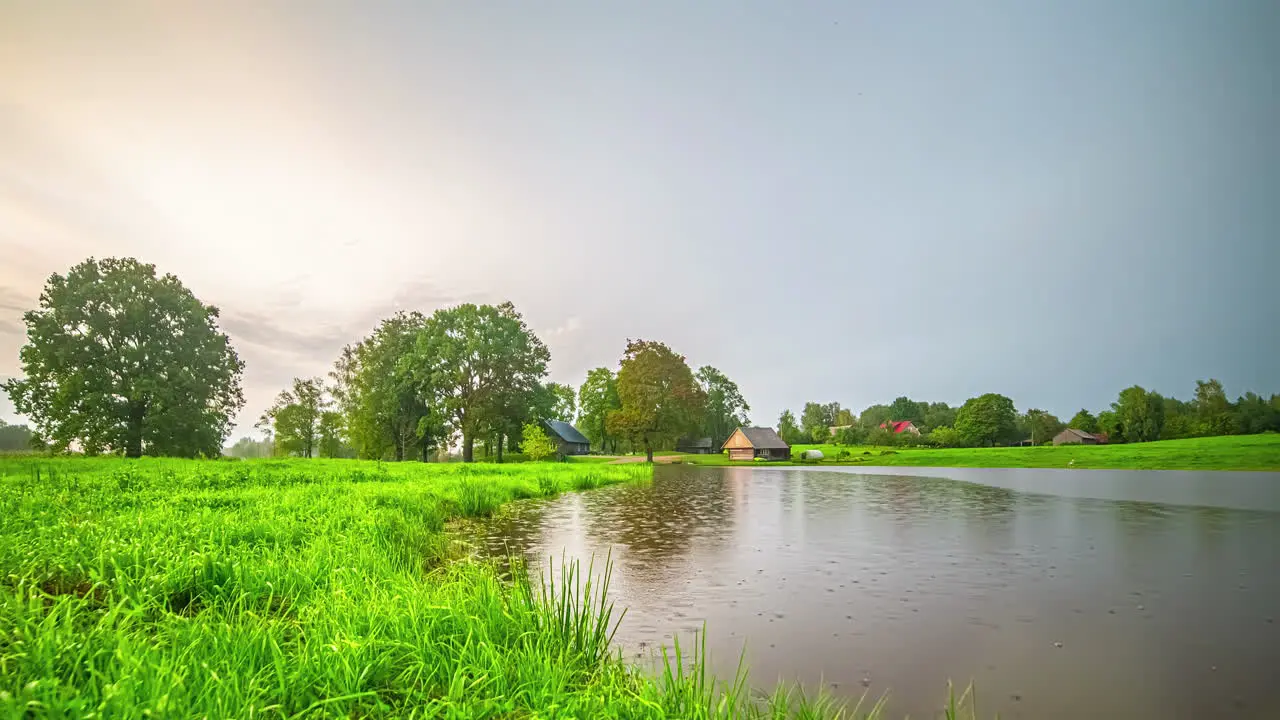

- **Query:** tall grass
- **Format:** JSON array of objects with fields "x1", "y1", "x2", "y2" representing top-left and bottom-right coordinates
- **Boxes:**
[{"x1": 0, "y1": 456, "x2": 976, "y2": 718}]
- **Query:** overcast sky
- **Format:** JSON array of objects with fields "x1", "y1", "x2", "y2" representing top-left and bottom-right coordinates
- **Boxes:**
[{"x1": 2, "y1": 1, "x2": 1277, "y2": 440}]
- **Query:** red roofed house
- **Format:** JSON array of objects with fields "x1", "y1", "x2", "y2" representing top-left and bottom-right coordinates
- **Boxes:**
[{"x1": 879, "y1": 420, "x2": 922, "y2": 436}]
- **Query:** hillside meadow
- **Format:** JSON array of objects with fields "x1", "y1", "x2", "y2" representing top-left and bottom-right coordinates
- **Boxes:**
[
  {"x1": 0, "y1": 456, "x2": 944, "y2": 719},
  {"x1": 680, "y1": 434, "x2": 1280, "y2": 471}
]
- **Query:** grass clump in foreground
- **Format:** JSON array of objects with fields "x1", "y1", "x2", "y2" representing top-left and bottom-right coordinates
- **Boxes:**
[{"x1": 0, "y1": 456, "x2": 977, "y2": 718}]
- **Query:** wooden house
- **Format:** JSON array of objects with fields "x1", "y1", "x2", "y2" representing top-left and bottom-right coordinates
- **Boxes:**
[
  {"x1": 542, "y1": 420, "x2": 591, "y2": 456},
  {"x1": 721, "y1": 427, "x2": 790, "y2": 461},
  {"x1": 1052, "y1": 428, "x2": 1107, "y2": 446}
]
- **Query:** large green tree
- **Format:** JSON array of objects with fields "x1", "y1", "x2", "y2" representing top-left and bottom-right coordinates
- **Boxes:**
[
  {"x1": 577, "y1": 368, "x2": 620, "y2": 453},
  {"x1": 415, "y1": 302, "x2": 549, "y2": 462},
  {"x1": 3, "y1": 257, "x2": 244, "y2": 457},
  {"x1": 821, "y1": 402, "x2": 842, "y2": 426},
  {"x1": 954, "y1": 393, "x2": 1018, "y2": 447},
  {"x1": 317, "y1": 411, "x2": 350, "y2": 458},
  {"x1": 1068, "y1": 409, "x2": 1098, "y2": 433},
  {"x1": 1160, "y1": 396, "x2": 1196, "y2": 440},
  {"x1": 1235, "y1": 392, "x2": 1280, "y2": 434},
  {"x1": 1097, "y1": 409, "x2": 1122, "y2": 441},
  {"x1": 606, "y1": 340, "x2": 706, "y2": 462},
  {"x1": 0, "y1": 420, "x2": 35, "y2": 452},
  {"x1": 490, "y1": 379, "x2": 556, "y2": 462},
  {"x1": 928, "y1": 426, "x2": 962, "y2": 447},
  {"x1": 225, "y1": 435, "x2": 273, "y2": 459},
  {"x1": 777, "y1": 409, "x2": 804, "y2": 445},
  {"x1": 857, "y1": 404, "x2": 892, "y2": 433},
  {"x1": 332, "y1": 312, "x2": 443, "y2": 461},
  {"x1": 835, "y1": 424, "x2": 865, "y2": 445},
  {"x1": 259, "y1": 377, "x2": 327, "y2": 458},
  {"x1": 1112, "y1": 385, "x2": 1165, "y2": 443},
  {"x1": 546, "y1": 382, "x2": 577, "y2": 423},
  {"x1": 923, "y1": 402, "x2": 956, "y2": 431},
  {"x1": 1193, "y1": 379, "x2": 1236, "y2": 436},
  {"x1": 1019, "y1": 408, "x2": 1064, "y2": 445},
  {"x1": 695, "y1": 365, "x2": 750, "y2": 446},
  {"x1": 888, "y1": 396, "x2": 926, "y2": 425},
  {"x1": 800, "y1": 402, "x2": 829, "y2": 442}
]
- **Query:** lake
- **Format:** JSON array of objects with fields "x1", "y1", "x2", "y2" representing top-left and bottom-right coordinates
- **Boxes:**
[{"x1": 477, "y1": 465, "x2": 1280, "y2": 719}]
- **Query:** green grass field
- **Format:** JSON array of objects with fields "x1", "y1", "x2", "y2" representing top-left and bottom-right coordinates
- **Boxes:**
[
  {"x1": 681, "y1": 434, "x2": 1280, "y2": 471},
  {"x1": 1, "y1": 456, "x2": 945, "y2": 719}
]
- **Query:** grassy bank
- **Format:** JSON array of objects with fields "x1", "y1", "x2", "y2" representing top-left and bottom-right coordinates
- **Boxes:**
[
  {"x1": 681, "y1": 434, "x2": 1280, "y2": 471},
  {"x1": 0, "y1": 456, "x2": 935, "y2": 718}
]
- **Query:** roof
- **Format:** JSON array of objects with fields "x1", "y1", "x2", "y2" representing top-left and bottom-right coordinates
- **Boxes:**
[
  {"x1": 880, "y1": 421, "x2": 916, "y2": 433},
  {"x1": 677, "y1": 437, "x2": 714, "y2": 448},
  {"x1": 733, "y1": 426, "x2": 790, "y2": 449},
  {"x1": 1059, "y1": 428, "x2": 1102, "y2": 441},
  {"x1": 543, "y1": 420, "x2": 590, "y2": 445}
]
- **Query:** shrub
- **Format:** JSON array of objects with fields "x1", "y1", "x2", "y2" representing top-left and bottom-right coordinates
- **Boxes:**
[
  {"x1": 522, "y1": 422, "x2": 559, "y2": 461},
  {"x1": 928, "y1": 426, "x2": 963, "y2": 447}
]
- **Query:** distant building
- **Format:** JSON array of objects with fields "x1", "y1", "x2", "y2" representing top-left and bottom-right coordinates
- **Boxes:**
[
  {"x1": 542, "y1": 420, "x2": 591, "y2": 456},
  {"x1": 1053, "y1": 428, "x2": 1107, "y2": 446},
  {"x1": 721, "y1": 426, "x2": 790, "y2": 461},
  {"x1": 676, "y1": 437, "x2": 715, "y2": 454},
  {"x1": 828, "y1": 424, "x2": 853, "y2": 437},
  {"x1": 879, "y1": 420, "x2": 922, "y2": 436}
]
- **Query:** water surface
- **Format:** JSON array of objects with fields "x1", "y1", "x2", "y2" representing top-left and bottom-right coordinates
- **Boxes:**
[{"x1": 479, "y1": 466, "x2": 1280, "y2": 719}]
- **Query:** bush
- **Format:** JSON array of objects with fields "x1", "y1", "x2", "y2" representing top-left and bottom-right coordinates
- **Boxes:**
[
  {"x1": 928, "y1": 426, "x2": 963, "y2": 447},
  {"x1": 521, "y1": 423, "x2": 559, "y2": 461},
  {"x1": 866, "y1": 428, "x2": 896, "y2": 446},
  {"x1": 896, "y1": 432, "x2": 926, "y2": 447},
  {"x1": 835, "y1": 426, "x2": 865, "y2": 445}
]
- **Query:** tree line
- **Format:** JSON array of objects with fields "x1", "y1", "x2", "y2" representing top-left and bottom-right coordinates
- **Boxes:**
[
  {"x1": 253, "y1": 328, "x2": 750, "y2": 463},
  {"x1": 3, "y1": 257, "x2": 751, "y2": 461},
  {"x1": 7, "y1": 258, "x2": 1275, "y2": 459},
  {"x1": 781, "y1": 380, "x2": 1280, "y2": 449}
]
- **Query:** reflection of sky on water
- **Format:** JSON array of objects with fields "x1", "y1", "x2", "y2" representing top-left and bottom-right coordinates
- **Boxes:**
[{"x1": 477, "y1": 466, "x2": 1280, "y2": 719}]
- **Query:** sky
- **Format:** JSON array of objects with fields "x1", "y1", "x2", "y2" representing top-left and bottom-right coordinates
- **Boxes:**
[{"x1": 1, "y1": 1, "x2": 1278, "y2": 441}]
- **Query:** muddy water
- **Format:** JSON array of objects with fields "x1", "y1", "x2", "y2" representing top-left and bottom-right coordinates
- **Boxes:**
[{"x1": 478, "y1": 466, "x2": 1280, "y2": 719}]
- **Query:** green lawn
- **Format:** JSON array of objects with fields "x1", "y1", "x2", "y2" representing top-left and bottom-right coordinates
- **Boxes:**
[
  {"x1": 0, "y1": 455, "x2": 905, "y2": 719},
  {"x1": 683, "y1": 434, "x2": 1280, "y2": 471},
  {"x1": 565, "y1": 454, "x2": 620, "y2": 464}
]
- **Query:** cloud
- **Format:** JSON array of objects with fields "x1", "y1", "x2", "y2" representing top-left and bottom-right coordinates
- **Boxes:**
[
  {"x1": 219, "y1": 277, "x2": 488, "y2": 360},
  {"x1": 0, "y1": 287, "x2": 29, "y2": 338},
  {"x1": 0, "y1": 103, "x2": 171, "y2": 253},
  {"x1": 0, "y1": 285, "x2": 32, "y2": 314},
  {"x1": 220, "y1": 310, "x2": 351, "y2": 358},
  {"x1": 544, "y1": 315, "x2": 583, "y2": 339}
]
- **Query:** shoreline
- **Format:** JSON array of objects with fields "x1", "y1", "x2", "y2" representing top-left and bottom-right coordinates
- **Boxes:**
[{"x1": 0, "y1": 456, "x2": 936, "y2": 718}]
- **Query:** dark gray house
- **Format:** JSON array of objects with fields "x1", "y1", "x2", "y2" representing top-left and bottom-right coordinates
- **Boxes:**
[
  {"x1": 676, "y1": 437, "x2": 715, "y2": 454},
  {"x1": 543, "y1": 420, "x2": 591, "y2": 456},
  {"x1": 721, "y1": 426, "x2": 790, "y2": 461}
]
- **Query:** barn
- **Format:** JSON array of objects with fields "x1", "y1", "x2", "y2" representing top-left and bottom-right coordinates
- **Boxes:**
[
  {"x1": 1053, "y1": 428, "x2": 1106, "y2": 446},
  {"x1": 542, "y1": 420, "x2": 592, "y2": 456},
  {"x1": 721, "y1": 427, "x2": 790, "y2": 461}
]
